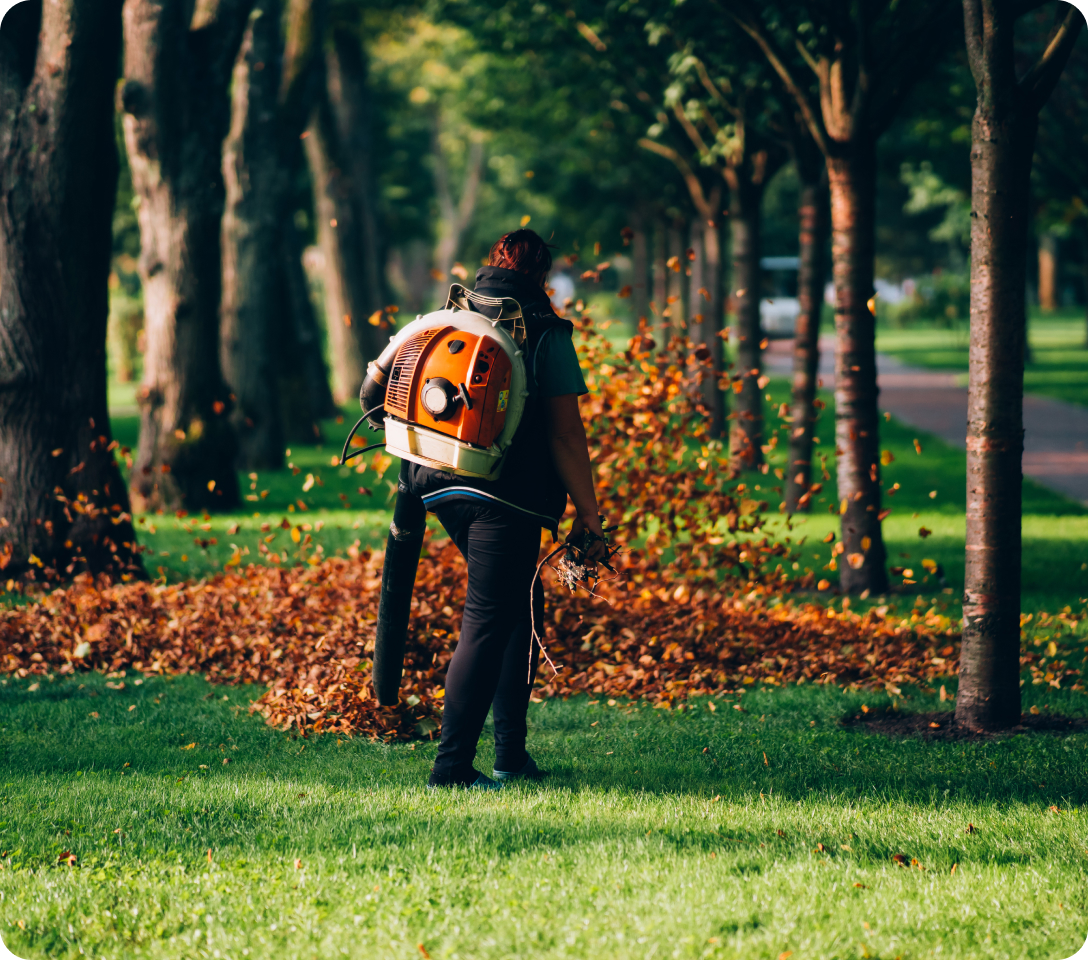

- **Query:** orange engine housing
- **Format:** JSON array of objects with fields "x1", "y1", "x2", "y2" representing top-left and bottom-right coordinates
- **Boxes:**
[{"x1": 383, "y1": 325, "x2": 513, "y2": 449}]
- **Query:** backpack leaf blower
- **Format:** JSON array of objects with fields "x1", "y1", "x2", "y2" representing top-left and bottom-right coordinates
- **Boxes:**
[{"x1": 343, "y1": 286, "x2": 530, "y2": 705}]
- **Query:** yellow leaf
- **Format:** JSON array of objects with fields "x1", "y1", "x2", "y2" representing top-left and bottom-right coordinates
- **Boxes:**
[
  {"x1": 291, "y1": 527, "x2": 302, "y2": 543},
  {"x1": 1047, "y1": 640, "x2": 1058, "y2": 658},
  {"x1": 181, "y1": 743, "x2": 196, "y2": 750},
  {"x1": 302, "y1": 473, "x2": 315, "y2": 492},
  {"x1": 861, "y1": 536, "x2": 871, "y2": 552},
  {"x1": 206, "y1": 480, "x2": 216, "y2": 492},
  {"x1": 922, "y1": 558, "x2": 938, "y2": 573},
  {"x1": 520, "y1": 215, "x2": 531, "y2": 227},
  {"x1": 839, "y1": 499, "x2": 848, "y2": 515},
  {"x1": 880, "y1": 449, "x2": 895, "y2": 466},
  {"x1": 367, "y1": 310, "x2": 383, "y2": 326},
  {"x1": 847, "y1": 553, "x2": 865, "y2": 569}
]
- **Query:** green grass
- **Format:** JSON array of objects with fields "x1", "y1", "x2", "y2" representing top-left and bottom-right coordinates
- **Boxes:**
[
  {"x1": 749, "y1": 379, "x2": 1088, "y2": 616},
  {"x1": 876, "y1": 311, "x2": 1088, "y2": 409},
  {"x1": 2, "y1": 672, "x2": 1087, "y2": 959}
]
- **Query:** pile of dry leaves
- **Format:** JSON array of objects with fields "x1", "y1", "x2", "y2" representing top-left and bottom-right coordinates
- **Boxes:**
[
  {"x1": 0, "y1": 537, "x2": 966, "y2": 739},
  {"x1": 0, "y1": 316, "x2": 995, "y2": 739}
]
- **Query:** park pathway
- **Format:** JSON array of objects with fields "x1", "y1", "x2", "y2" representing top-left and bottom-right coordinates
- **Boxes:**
[{"x1": 764, "y1": 337, "x2": 1088, "y2": 505}]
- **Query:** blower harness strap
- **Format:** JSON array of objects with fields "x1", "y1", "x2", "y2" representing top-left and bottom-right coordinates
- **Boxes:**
[{"x1": 339, "y1": 404, "x2": 387, "y2": 466}]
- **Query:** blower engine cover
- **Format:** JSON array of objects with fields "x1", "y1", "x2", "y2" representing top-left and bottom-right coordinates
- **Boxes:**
[{"x1": 374, "y1": 297, "x2": 528, "y2": 480}]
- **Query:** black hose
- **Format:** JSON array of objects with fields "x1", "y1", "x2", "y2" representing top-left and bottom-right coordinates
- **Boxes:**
[
  {"x1": 339, "y1": 405, "x2": 386, "y2": 466},
  {"x1": 373, "y1": 462, "x2": 426, "y2": 705}
]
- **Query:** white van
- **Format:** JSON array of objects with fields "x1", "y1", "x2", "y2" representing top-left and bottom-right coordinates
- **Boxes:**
[{"x1": 760, "y1": 256, "x2": 800, "y2": 337}]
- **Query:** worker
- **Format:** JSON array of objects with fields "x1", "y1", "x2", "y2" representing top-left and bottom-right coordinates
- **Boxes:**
[{"x1": 408, "y1": 228, "x2": 607, "y2": 789}]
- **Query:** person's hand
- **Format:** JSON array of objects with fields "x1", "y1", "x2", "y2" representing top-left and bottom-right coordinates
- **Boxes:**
[{"x1": 568, "y1": 514, "x2": 607, "y2": 563}]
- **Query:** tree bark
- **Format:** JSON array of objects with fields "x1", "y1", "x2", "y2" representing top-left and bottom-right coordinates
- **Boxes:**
[
  {"x1": 0, "y1": 0, "x2": 143, "y2": 582},
  {"x1": 652, "y1": 214, "x2": 668, "y2": 346},
  {"x1": 827, "y1": 142, "x2": 888, "y2": 595},
  {"x1": 305, "y1": 17, "x2": 384, "y2": 406},
  {"x1": 666, "y1": 218, "x2": 687, "y2": 338},
  {"x1": 629, "y1": 206, "x2": 650, "y2": 324},
  {"x1": 1037, "y1": 230, "x2": 1058, "y2": 310},
  {"x1": 956, "y1": 0, "x2": 1082, "y2": 731},
  {"x1": 431, "y1": 127, "x2": 485, "y2": 304},
  {"x1": 728, "y1": 177, "x2": 766, "y2": 472},
  {"x1": 121, "y1": 0, "x2": 250, "y2": 513},
  {"x1": 220, "y1": 0, "x2": 332, "y2": 465},
  {"x1": 220, "y1": 5, "x2": 284, "y2": 469},
  {"x1": 786, "y1": 165, "x2": 829, "y2": 513}
]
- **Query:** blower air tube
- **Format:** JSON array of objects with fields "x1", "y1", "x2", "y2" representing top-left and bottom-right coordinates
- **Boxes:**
[
  {"x1": 373, "y1": 462, "x2": 426, "y2": 705},
  {"x1": 360, "y1": 337, "x2": 400, "y2": 430}
]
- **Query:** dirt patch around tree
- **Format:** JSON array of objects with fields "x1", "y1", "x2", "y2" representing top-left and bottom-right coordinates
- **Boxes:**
[{"x1": 842, "y1": 708, "x2": 1088, "y2": 740}]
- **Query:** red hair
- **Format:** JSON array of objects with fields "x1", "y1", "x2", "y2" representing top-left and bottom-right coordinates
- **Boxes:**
[{"x1": 487, "y1": 229, "x2": 555, "y2": 287}]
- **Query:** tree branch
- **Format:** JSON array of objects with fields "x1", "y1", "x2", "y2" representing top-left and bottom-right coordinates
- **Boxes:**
[
  {"x1": 671, "y1": 101, "x2": 714, "y2": 161},
  {"x1": 637, "y1": 137, "x2": 713, "y2": 218},
  {"x1": 1020, "y1": 4, "x2": 1084, "y2": 111},
  {"x1": 719, "y1": 0, "x2": 829, "y2": 156}
]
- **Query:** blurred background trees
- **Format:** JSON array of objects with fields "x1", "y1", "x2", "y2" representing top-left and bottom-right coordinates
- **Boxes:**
[{"x1": 0, "y1": 0, "x2": 1084, "y2": 634}]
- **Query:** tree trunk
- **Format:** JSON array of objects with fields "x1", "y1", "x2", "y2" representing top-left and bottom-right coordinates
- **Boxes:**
[
  {"x1": 958, "y1": 105, "x2": 1035, "y2": 731},
  {"x1": 955, "y1": 0, "x2": 1082, "y2": 732},
  {"x1": 666, "y1": 218, "x2": 687, "y2": 338},
  {"x1": 1037, "y1": 231, "x2": 1058, "y2": 311},
  {"x1": 630, "y1": 206, "x2": 650, "y2": 324},
  {"x1": 786, "y1": 171, "x2": 830, "y2": 513},
  {"x1": 0, "y1": 0, "x2": 143, "y2": 582},
  {"x1": 121, "y1": 0, "x2": 250, "y2": 513},
  {"x1": 220, "y1": 5, "x2": 284, "y2": 469},
  {"x1": 652, "y1": 215, "x2": 668, "y2": 346},
  {"x1": 691, "y1": 209, "x2": 725, "y2": 438},
  {"x1": 220, "y1": 0, "x2": 331, "y2": 464},
  {"x1": 431, "y1": 127, "x2": 485, "y2": 304},
  {"x1": 1083, "y1": 225, "x2": 1088, "y2": 347},
  {"x1": 305, "y1": 18, "x2": 384, "y2": 406},
  {"x1": 826, "y1": 141, "x2": 888, "y2": 595},
  {"x1": 728, "y1": 179, "x2": 765, "y2": 472}
]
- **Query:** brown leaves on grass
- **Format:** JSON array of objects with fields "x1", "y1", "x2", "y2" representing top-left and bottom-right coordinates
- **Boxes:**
[{"x1": 0, "y1": 311, "x2": 974, "y2": 738}]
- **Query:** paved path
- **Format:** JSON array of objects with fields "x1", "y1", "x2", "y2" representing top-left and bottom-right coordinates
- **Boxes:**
[{"x1": 765, "y1": 337, "x2": 1088, "y2": 505}]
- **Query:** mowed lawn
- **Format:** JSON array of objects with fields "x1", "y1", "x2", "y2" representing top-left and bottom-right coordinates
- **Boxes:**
[
  {"x1": 1, "y1": 327, "x2": 1086, "y2": 957},
  {"x1": 1, "y1": 673, "x2": 1087, "y2": 960}
]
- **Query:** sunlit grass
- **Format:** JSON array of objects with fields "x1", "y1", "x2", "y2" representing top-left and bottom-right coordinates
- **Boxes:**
[{"x1": 1, "y1": 673, "x2": 1086, "y2": 959}]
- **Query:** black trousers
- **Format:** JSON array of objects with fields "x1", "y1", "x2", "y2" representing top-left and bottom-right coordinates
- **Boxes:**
[{"x1": 429, "y1": 500, "x2": 543, "y2": 784}]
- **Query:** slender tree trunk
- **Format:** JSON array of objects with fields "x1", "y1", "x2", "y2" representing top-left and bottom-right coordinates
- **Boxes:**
[
  {"x1": 728, "y1": 179, "x2": 765, "y2": 472},
  {"x1": 121, "y1": 0, "x2": 250, "y2": 513},
  {"x1": 652, "y1": 215, "x2": 668, "y2": 346},
  {"x1": 630, "y1": 206, "x2": 650, "y2": 324},
  {"x1": 431, "y1": 128, "x2": 485, "y2": 304},
  {"x1": 827, "y1": 141, "x2": 888, "y2": 595},
  {"x1": 1037, "y1": 231, "x2": 1058, "y2": 311},
  {"x1": 220, "y1": 6, "x2": 284, "y2": 469},
  {"x1": 1083, "y1": 225, "x2": 1088, "y2": 347},
  {"x1": 786, "y1": 171, "x2": 830, "y2": 513},
  {"x1": 0, "y1": 0, "x2": 143, "y2": 582},
  {"x1": 701, "y1": 212, "x2": 725, "y2": 437},
  {"x1": 305, "y1": 19, "x2": 384, "y2": 405},
  {"x1": 666, "y1": 219, "x2": 687, "y2": 337}
]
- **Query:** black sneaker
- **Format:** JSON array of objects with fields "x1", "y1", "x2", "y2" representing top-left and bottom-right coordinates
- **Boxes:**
[{"x1": 493, "y1": 756, "x2": 547, "y2": 781}]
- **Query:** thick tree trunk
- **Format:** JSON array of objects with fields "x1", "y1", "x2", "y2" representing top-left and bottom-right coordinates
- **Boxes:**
[
  {"x1": 220, "y1": 6, "x2": 284, "y2": 469},
  {"x1": 121, "y1": 0, "x2": 250, "y2": 513},
  {"x1": 305, "y1": 20, "x2": 384, "y2": 405},
  {"x1": 629, "y1": 207, "x2": 650, "y2": 324},
  {"x1": 957, "y1": 107, "x2": 1035, "y2": 731},
  {"x1": 827, "y1": 141, "x2": 888, "y2": 595},
  {"x1": 786, "y1": 172, "x2": 830, "y2": 513},
  {"x1": 0, "y1": 0, "x2": 143, "y2": 582},
  {"x1": 220, "y1": 0, "x2": 331, "y2": 464},
  {"x1": 728, "y1": 179, "x2": 765, "y2": 472},
  {"x1": 955, "y1": 0, "x2": 1081, "y2": 731}
]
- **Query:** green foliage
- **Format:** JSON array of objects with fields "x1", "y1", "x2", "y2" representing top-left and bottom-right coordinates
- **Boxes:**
[{"x1": 2, "y1": 674, "x2": 1088, "y2": 958}]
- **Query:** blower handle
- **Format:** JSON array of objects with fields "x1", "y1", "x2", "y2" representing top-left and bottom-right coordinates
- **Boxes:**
[{"x1": 373, "y1": 462, "x2": 427, "y2": 705}]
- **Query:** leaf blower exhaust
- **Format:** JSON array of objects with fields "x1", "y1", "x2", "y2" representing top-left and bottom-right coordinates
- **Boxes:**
[{"x1": 346, "y1": 285, "x2": 530, "y2": 705}]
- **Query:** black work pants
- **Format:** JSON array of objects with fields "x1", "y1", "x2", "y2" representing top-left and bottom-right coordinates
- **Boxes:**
[{"x1": 429, "y1": 500, "x2": 543, "y2": 784}]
